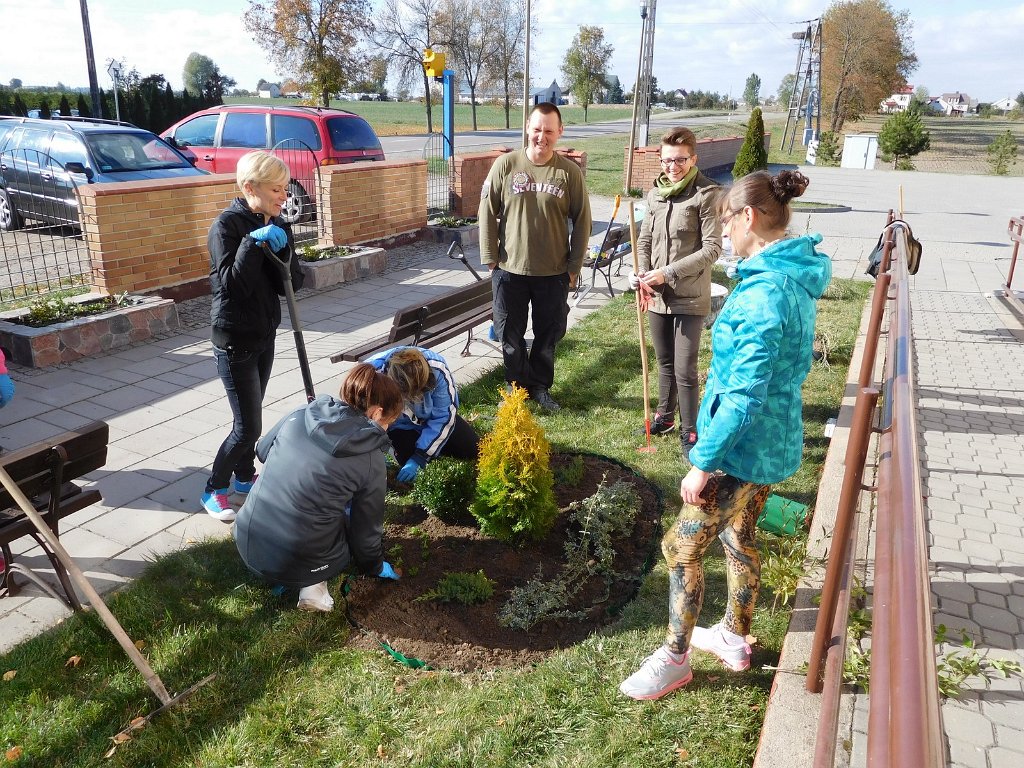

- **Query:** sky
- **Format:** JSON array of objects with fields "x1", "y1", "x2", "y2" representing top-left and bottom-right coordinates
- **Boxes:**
[{"x1": 1, "y1": 0, "x2": 1022, "y2": 104}]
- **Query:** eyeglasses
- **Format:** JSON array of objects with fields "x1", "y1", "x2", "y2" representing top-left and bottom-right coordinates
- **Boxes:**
[{"x1": 661, "y1": 156, "x2": 693, "y2": 166}]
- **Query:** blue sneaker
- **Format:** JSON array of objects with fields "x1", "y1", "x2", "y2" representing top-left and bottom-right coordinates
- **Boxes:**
[
  {"x1": 233, "y1": 474, "x2": 258, "y2": 495},
  {"x1": 201, "y1": 490, "x2": 235, "y2": 522}
]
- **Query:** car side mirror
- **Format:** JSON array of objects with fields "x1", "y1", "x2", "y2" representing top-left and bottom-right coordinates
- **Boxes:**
[{"x1": 65, "y1": 162, "x2": 94, "y2": 180}]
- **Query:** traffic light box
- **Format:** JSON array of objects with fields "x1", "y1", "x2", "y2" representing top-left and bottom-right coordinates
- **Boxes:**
[{"x1": 423, "y1": 48, "x2": 446, "y2": 80}]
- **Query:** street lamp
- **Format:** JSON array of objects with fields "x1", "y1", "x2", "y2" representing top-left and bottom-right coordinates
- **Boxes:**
[
  {"x1": 624, "y1": 0, "x2": 649, "y2": 193},
  {"x1": 107, "y1": 59, "x2": 123, "y2": 122}
]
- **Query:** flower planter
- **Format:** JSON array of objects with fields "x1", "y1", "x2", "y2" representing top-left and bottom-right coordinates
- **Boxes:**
[
  {"x1": 425, "y1": 222, "x2": 480, "y2": 247},
  {"x1": 298, "y1": 246, "x2": 387, "y2": 291},
  {"x1": 0, "y1": 295, "x2": 178, "y2": 368}
]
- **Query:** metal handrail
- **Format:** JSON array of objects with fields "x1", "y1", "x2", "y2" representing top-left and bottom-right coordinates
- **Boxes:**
[
  {"x1": 866, "y1": 222, "x2": 944, "y2": 766},
  {"x1": 1006, "y1": 216, "x2": 1022, "y2": 292},
  {"x1": 811, "y1": 212, "x2": 943, "y2": 767}
]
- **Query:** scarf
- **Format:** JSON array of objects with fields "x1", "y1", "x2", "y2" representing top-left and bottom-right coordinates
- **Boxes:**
[{"x1": 655, "y1": 166, "x2": 698, "y2": 200}]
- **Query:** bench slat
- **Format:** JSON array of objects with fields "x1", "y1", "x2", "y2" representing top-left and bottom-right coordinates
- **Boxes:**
[{"x1": 0, "y1": 423, "x2": 109, "y2": 510}]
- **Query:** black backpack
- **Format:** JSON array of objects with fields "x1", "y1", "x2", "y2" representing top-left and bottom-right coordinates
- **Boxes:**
[{"x1": 866, "y1": 219, "x2": 922, "y2": 278}]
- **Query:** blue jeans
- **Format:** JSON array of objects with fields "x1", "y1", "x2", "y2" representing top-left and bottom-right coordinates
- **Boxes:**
[{"x1": 206, "y1": 342, "x2": 275, "y2": 493}]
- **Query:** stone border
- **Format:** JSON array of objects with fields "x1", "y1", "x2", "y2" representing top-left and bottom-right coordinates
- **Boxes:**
[
  {"x1": 298, "y1": 246, "x2": 387, "y2": 291},
  {"x1": 0, "y1": 295, "x2": 178, "y2": 368},
  {"x1": 423, "y1": 223, "x2": 480, "y2": 247}
]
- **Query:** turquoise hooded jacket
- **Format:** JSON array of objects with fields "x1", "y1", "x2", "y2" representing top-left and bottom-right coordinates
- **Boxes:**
[{"x1": 688, "y1": 234, "x2": 832, "y2": 485}]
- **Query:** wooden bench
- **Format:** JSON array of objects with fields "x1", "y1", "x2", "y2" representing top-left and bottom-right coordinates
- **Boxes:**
[
  {"x1": 0, "y1": 421, "x2": 109, "y2": 610},
  {"x1": 331, "y1": 278, "x2": 494, "y2": 363}
]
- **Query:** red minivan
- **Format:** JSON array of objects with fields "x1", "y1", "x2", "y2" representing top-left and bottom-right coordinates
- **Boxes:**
[{"x1": 162, "y1": 105, "x2": 385, "y2": 223}]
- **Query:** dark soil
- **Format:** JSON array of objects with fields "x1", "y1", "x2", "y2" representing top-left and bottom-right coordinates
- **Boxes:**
[{"x1": 343, "y1": 454, "x2": 664, "y2": 672}]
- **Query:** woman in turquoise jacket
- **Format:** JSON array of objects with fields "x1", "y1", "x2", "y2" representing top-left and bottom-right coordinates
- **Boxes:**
[{"x1": 621, "y1": 170, "x2": 832, "y2": 700}]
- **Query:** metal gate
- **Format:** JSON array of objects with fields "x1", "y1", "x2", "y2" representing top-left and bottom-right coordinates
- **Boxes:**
[
  {"x1": 270, "y1": 139, "x2": 324, "y2": 246},
  {"x1": 0, "y1": 148, "x2": 91, "y2": 306},
  {"x1": 423, "y1": 133, "x2": 454, "y2": 218}
]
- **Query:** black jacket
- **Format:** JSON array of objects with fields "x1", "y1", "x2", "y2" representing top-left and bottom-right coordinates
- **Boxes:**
[
  {"x1": 233, "y1": 395, "x2": 390, "y2": 588},
  {"x1": 208, "y1": 198, "x2": 305, "y2": 351}
]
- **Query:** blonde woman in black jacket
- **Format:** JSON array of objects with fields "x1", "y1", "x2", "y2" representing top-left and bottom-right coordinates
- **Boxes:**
[
  {"x1": 202, "y1": 150, "x2": 305, "y2": 522},
  {"x1": 629, "y1": 128, "x2": 722, "y2": 455}
]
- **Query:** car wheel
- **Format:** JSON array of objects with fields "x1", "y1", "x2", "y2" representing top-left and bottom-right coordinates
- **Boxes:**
[
  {"x1": 280, "y1": 181, "x2": 313, "y2": 224},
  {"x1": 0, "y1": 187, "x2": 22, "y2": 231}
]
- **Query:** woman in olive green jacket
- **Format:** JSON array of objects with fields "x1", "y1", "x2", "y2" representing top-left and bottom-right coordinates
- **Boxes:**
[{"x1": 631, "y1": 127, "x2": 722, "y2": 452}]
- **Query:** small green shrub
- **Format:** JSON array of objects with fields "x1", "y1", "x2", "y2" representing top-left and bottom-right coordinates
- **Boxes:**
[
  {"x1": 21, "y1": 293, "x2": 131, "y2": 327},
  {"x1": 987, "y1": 130, "x2": 1019, "y2": 175},
  {"x1": 299, "y1": 244, "x2": 351, "y2": 262},
  {"x1": 554, "y1": 454, "x2": 586, "y2": 487},
  {"x1": 759, "y1": 534, "x2": 809, "y2": 612},
  {"x1": 732, "y1": 106, "x2": 768, "y2": 179},
  {"x1": 416, "y1": 570, "x2": 495, "y2": 605},
  {"x1": 471, "y1": 385, "x2": 558, "y2": 543},
  {"x1": 431, "y1": 215, "x2": 475, "y2": 228},
  {"x1": 498, "y1": 477, "x2": 640, "y2": 630},
  {"x1": 894, "y1": 157, "x2": 915, "y2": 171},
  {"x1": 815, "y1": 131, "x2": 842, "y2": 167},
  {"x1": 412, "y1": 457, "x2": 477, "y2": 525}
]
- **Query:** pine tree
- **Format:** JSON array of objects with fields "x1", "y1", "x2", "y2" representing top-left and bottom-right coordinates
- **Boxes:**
[
  {"x1": 12, "y1": 94, "x2": 27, "y2": 116},
  {"x1": 878, "y1": 111, "x2": 930, "y2": 169},
  {"x1": 471, "y1": 385, "x2": 558, "y2": 543},
  {"x1": 732, "y1": 106, "x2": 768, "y2": 179},
  {"x1": 76, "y1": 94, "x2": 91, "y2": 119},
  {"x1": 58, "y1": 95, "x2": 72, "y2": 116}
]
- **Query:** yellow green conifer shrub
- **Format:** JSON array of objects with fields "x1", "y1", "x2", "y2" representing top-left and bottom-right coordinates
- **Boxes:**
[{"x1": 471, "y1": 384, "x2": 558, "y2": 543}]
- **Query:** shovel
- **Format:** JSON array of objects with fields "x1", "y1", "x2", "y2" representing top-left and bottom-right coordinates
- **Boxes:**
[{"x1": 260, "y1": 242, "x2": 315, "y2": 402}]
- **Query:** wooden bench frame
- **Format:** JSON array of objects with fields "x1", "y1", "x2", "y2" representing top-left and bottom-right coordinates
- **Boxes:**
[
  {"x1": 331, "y1": 276, "x2": 495, "y2": 363},
  {"x1": 0, "y1": 421, "x2": 109, "y2": 610}
]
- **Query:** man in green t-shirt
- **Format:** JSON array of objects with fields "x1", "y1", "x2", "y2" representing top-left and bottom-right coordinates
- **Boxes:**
[{"x1": 478, "y1": 103, "x2": 592, "y2": 412}]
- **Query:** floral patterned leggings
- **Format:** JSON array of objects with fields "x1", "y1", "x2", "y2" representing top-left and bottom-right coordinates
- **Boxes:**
[{"x1": 662, "y1": 473, "x2": 771, "y2": 655}]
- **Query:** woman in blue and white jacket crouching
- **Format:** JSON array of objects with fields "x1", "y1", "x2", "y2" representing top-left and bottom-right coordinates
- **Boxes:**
[{"x1": 366, "y1": 346, "x2": 480, "y2": 483}]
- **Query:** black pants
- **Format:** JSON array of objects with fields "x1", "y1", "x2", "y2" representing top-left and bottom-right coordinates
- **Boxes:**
[
  {"x1": 388, "y1": 415, "x2": 480, "y2": 465},
  {"x1": 491, "y1": 268, "x2": 569, "y2": 391},
  {"x1": 648, "y1": 311, "x2": 704, "y2": 432},
  {"x1": 207, "y1": 341, "x2": 274, "y2": 492}
]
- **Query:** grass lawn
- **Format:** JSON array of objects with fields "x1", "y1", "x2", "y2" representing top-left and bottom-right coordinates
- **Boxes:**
[
  {"x1": 0, "y1": 276, "x2": 869, "y2": 767},
  {"x1": 766, "y1": 114, "x2": 1024, "y2": 176}
]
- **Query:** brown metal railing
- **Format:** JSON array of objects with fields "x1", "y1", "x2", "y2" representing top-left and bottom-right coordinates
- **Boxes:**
[
  {"x1": 810, "y1": 212, "x2": 944, "y2": 767},
  {"x1": 1006, "y1": 215, "x2": 1022, "y2": 292}
]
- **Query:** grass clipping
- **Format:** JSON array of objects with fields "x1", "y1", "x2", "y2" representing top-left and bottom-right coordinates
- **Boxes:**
[{"x1": 471, "y1": 384, "x2": 558, "y2": 543}]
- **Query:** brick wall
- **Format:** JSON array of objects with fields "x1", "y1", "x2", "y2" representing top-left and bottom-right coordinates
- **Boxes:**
[
  {"x1": 318, "y1": 159, "x2": 427, "y2": 245},
  {"x1": 451, "y1": 148, "x2": 589, "y2": 218},
  {"x1": 77, "y1": 175, "x2": 237, "y2": 295},
  {"x1": 623, "y1": 133, "x2": 773, "y2": 190}
]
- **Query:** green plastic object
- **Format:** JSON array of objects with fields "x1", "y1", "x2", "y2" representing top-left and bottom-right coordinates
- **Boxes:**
[{"x1": 756, "y1": 494, "x2": 809, "y2": 537}]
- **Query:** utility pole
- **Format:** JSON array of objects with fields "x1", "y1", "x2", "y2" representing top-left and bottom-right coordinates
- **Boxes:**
[
  {"x1": 637, "y1": 0, "x2": 657, "y2": 147},
  {"x1": 624, "y1": 0, "x2": 650, "y2": 193},
  {"x1": 79, "y1": 0, "x2": 102, "y2": 118},
  {"x1": 521, "y1": 0, "x2": 531, "y2": 147}
]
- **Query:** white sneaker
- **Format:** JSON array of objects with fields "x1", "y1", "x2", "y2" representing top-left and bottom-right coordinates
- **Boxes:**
[
  {"x1": 297, "y1": 581, "x2": 334, "y2": 612},
  {"x1": 689, "y1": 622, "x2": 752, "y2": 671},
  {"x1": 619, "y1": 646, "x2": 692, "y2": 700}
]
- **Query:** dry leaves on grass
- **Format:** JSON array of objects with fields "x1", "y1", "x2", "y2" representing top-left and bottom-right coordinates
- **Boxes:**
[
  {"x1": 104, "y1": 716, "x2": 148, "y2": 759},
  {"x1": 673, "y1": 743, "x2": 690, "y2": 762},
  {"x1": 5, "y1": 746, "x2": 24, "y2": 761},
  {"x1": 65, "y1": 655, "x2": 82, "y2": 667},
  {"x1": 2, "y1": 670, "x2": 15, "y2": 682}
]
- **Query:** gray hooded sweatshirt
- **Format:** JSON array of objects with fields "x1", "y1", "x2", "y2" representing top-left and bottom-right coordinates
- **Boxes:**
[{"x1": 233, "y1": 395, "x2": 389, "y2": 588}]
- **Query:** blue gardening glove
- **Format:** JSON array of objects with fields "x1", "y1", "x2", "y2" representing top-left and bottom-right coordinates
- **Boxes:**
[
  {"x1": 396, "y1": 454, "x2": 426, "y2": 483},
  {"x1": 0, "y1": 373, "x2": 13, "y2": 408},
  {"x1": 250, "y1": 224, "x2": 287, "y2": 252},
  {"x1": 378, "y1": 561, "x2": 400, "y2": 580}
]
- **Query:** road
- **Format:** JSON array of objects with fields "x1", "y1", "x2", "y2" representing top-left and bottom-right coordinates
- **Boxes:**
[{"x1": 379, "y1": 110, "x2": 745, "y2": 158}]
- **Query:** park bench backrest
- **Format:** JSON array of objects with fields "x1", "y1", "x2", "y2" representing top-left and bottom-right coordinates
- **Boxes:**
[{"x1": 388, "y1": 279, "x2": 492, "y2": 345}]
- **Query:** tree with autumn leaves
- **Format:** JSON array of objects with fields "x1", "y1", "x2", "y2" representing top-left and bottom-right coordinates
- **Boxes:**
[
  {"x1": 244, "y1": 0, "x2": 370, "y2": 108},
  {"x1": 822, "y1": 0, "x2": 918, "y2": 132}
]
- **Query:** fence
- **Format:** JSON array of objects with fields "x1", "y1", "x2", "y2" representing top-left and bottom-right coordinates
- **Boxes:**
[
  {"x1": 0, "y1": 148, "x2": 91, "y2": 306},
  {"x1": 809, "y1": 212, "x2": 944, "y2": 767}
]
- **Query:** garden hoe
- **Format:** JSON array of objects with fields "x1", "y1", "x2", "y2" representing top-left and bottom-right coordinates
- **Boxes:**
[
  {"x1": 260, "y1": 241, "x2": 316, "y2": 402},
  {"x1": 0, "y1": 466, "x2": 215, "y2": 741},
  {"x1": 628, "y1": 200, "x2": 656, "y2": 454}
]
